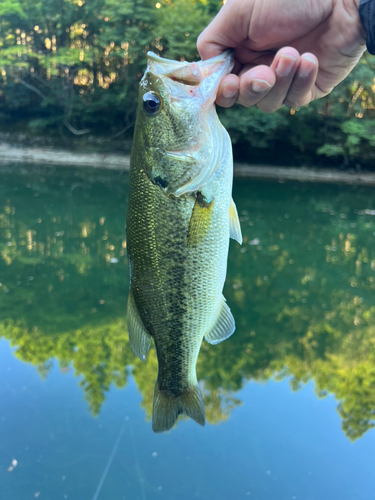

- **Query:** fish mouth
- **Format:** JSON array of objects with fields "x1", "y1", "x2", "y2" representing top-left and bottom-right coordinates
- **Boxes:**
[
  {"x1": 146, "y1": 50, "x2": 234, "y2": 101},
  {"x1": 144, "y1": 50, "x2": 234, "y2": 155}
]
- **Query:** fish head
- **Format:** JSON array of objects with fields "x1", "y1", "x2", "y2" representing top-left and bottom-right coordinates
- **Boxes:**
[{"x1": 134, "y1": 51, "x2": 234, "y2": 192}]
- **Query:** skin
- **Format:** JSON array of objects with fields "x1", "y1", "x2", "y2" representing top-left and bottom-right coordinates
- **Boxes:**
[{"x1": 197, "y1": 0, "x2": 366, "y2": 111}]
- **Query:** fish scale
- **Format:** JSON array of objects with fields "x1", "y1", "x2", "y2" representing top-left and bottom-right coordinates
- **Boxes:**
[{"x1": 126, "y1": 50, "x2": 242, "y2": 432}]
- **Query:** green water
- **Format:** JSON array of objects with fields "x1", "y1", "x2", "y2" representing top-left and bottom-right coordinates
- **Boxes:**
[{"x1": 1, "y1": 166, "x2": 375, "y2": 499}]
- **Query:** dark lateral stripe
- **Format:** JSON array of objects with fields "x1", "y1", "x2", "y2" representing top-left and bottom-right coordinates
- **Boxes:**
[{"x1": 160, "y1": 228, "x2": 188, "y2": 395}]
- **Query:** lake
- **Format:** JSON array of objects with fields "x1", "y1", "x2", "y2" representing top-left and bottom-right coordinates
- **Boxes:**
[{"x1": 1, "y1": 165, "x2": 375, "y2": 500}]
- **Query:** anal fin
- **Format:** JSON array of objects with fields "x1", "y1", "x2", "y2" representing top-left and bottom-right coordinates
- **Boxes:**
[
  {"x1": 205, "y1": 295, "x2": 235, "y2": 345},
  {"x1": 126, "y1": 291, "x2": 152, "y2": 362},
  {"x1": 229, "y1": 197, "x2": 242, "y2": 244}
]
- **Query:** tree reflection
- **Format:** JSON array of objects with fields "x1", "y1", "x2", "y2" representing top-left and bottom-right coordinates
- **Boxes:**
[{"x1": 1, "y1": 169, "x2": 375, "y2": 440}]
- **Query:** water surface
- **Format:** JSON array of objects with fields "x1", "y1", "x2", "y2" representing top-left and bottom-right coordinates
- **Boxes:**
[{"x1": 1, "y1": 166, "x2": 375, "y2": 499}]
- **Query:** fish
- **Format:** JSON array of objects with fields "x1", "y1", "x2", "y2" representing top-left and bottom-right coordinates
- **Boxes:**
[{"x1": 126, "y1": 50, "x2": 242, "y2": 433}]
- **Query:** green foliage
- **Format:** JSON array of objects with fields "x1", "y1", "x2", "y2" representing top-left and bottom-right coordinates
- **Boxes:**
[
  {"x1": 219, "y1": 106, "x2": 290, "y2": 164},
  {"x1": 317, "y1": 144, "x2": 346, "y2": 158},
  {"x1": 220, "y1": 52, "x2": 375, "y2": 167},
  {"x1": 153, "y1": 0, "x2": 211, "y2": 60},
  {"x1": 0, "y1": 0, "x2": 25, "y2": 17},
  {"x1": 219, "y1": 106, "x2": 289, "y2": 148},
  {"x1": 0, "y1": 0, "x2": 207, "y2": 137},
  {"x1": 341, "y1": 118, "x2": 375, "y2": 159}
]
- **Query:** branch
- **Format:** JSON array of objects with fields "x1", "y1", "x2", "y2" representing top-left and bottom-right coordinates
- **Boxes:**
[
  {"x1": 111, "y1": 120, "x2": 135, "y2": 139},
  {"x1": 9, "y1": 72, "x2": 46, "y2": 100},
  {"x1": 111, "y1": 107, "x2": 136, "y2": 139},
  {"x1": 63, "y1": 117, "x2": 90, "y2": 135},
  {"x1": 29, "y1": 72, "x2": 55, "y2": 91},
  {"x1": 62, "y1": 99, "x2": 90, "y2": 136}
]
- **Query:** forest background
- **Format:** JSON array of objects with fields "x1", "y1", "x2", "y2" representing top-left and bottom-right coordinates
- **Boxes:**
[{"x1": 1, "y1": 0, "x2": 375, "y2": 168}]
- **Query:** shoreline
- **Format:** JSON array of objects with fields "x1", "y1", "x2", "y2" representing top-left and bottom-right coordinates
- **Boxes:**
[
  {"x1": 0, "y1": 143, "x2": 130, "y2": 170},
  {"x1": 1, "y1": 143, "x2": 375, "y2": 185}
]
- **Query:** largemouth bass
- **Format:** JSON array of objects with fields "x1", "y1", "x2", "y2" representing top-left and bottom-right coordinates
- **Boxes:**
[{"x1": 126, "y1": 50, "x2": 242, "y2": 433}]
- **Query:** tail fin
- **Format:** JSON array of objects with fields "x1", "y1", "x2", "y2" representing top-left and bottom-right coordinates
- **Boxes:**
[{"x1": 152, "y1": 382, "x2": 205, "y2": 433}]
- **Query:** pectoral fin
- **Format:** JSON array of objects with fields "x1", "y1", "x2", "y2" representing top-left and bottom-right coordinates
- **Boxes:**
[
  {"x1": 187, "y1": 192, "x2": 214, "y2": 246},
  {"x1": 126, "y1": 291, "x2": 152, "y2": 362},
  {"x1": 205, "y1": 295, "x2": 235, "y2": 345},
  {"x1": 229, "y1": 198, "x2": 242, "y2": 244}
]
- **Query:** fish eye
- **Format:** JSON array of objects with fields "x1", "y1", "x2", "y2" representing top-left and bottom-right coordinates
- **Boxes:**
[{"x1": 143, "y1": 92, "x2": 161, "y2": 116}]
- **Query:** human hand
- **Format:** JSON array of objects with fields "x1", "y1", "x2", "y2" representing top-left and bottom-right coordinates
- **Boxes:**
[{"x1": 197, "y1": 0, "x2": 366, "y2": 111}]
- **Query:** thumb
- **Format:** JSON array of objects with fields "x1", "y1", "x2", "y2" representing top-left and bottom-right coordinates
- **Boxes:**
[{"x1": 197, "y1": 0, "x2": 253, "y2": 60}]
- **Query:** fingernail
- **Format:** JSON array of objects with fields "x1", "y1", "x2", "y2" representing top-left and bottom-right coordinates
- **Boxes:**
[
  {"x1": 276, "y1": 54, "x2": 297, "y2": 78},
  {"x1": 299, "y1": 54, "x2": 317, "y2": 78},
  {"x1": 251, "y1": 79, "x2": 272, "y2": 93},
  {"x1": 222, "y1": 82, "x2": 238, "y2": 99}
]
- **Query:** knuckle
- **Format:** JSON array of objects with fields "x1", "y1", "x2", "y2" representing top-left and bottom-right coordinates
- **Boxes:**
[
  {"x1": 218, "y1": 102, "x2": 235, "y2": 109},
  {"x1": 196, "y1": 31, "x2": 207, "y2": 52},
  {"x1": 237, "y1": 91, "x2": 263, "y2": 107},
  {"x1": 283, "y1": 98, "x2": 296, "y2": 107},
  {"x1": 258, "y1": 105, "x2": 279, "y2": 113},
  {"x1": 283, "y1": 96, "x2": 309, "y2": 108},
  {"x1": 216, "y1": 98, "x2": 236, "y2": 109},
  {"x1": 236, "y1": 97, "x2": 256, "y2": 108},
  {"x1": 251, "y1": 83, "x2": 285, "y2": 112}
]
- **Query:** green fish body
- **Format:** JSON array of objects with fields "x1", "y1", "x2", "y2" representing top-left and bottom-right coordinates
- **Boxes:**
[{"x1": 126, "y1": 51, "x2": 242, "y2": 433}]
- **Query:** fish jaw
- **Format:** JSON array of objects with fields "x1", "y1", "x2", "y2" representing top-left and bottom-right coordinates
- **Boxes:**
[
  {"x1": 196, "y1": 51, "x2": 235, "y2": 108},
  {"x1": 145, "y1": 50, "x2": 234, "y2": 109}
]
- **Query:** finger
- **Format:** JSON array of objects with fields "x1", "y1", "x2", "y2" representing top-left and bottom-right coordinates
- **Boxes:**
[
  {"x1": 237, "y1": 65, "x2": 276, "y2": 107},
  {"x1": 197, "y1": 0, "x2": 252, "y2": 60},
  {"x1": 216, "y1": 75, "x2": 240, "y2": 108},
  {"x1": 283, "y1": 53, "x2": 319, "y2": 107},
  {"x1": 234, "y1": 45, "x2": 276, "y2": 67},
  {"x1": 255, "y1": 48, "x2": 300, "y2": 113}
]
